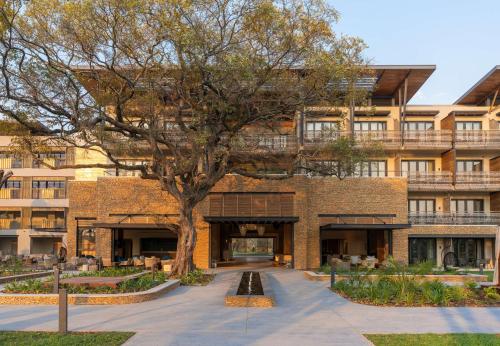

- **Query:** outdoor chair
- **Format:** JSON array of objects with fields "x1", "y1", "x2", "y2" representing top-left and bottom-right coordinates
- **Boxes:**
[{"x1": 145, "y1": 257, "x2": 159, "y2": 269}]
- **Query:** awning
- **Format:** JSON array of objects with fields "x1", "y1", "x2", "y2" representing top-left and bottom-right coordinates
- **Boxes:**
[
  {"x1": 409, "y1": 234, "x2": 495, "y2": 239},
  {"x1": 92, "y1": 222, "x2": 179, "y2": 231},
  {"x1": 455, "y1": 66, "x2": 500, "y2": 105},
  {"x1": 321, "y1": 224, "x2": 411, "y2": 231},
  {"x1": 204, "y1": 216, "x2": 299, "y2": 224}
]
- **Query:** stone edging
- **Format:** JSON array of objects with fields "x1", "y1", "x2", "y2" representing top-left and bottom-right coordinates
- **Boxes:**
[
  {"x1": 0, "y1": 279, "x2": 180, "y2": 305},
  {"x1": 0, "y1": 271, "x2": 53, "y2": 284},
  {"x1": 303, "y1": 271, "x2": 488, "y2": 283},
  {"x1": 225, "y1": 271, "x2": 275, "y2": 308}
]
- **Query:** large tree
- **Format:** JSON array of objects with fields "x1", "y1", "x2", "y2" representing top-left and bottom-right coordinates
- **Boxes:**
[{"x1": 0, "y1": 0, "x2": 371, "y2": 275}]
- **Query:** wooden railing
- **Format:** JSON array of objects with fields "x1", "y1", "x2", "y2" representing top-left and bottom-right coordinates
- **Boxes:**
[
  {"x1": 32, "y1": 188, "x2": 66, "y2": 199},
  {"x1": 31, "y1": 219, "x2": 65, "y2": 229},
  {"x1": 455, "y1": 130, "x2": 500, "y2": 147},
  {"x1": 0, "y1": 189, "x2": 21, "y2": 199},
  {"x1": 455, "y1": 172, "x2": 500, "y2": 186},
  {"x1": 409, "y1": 212, "x2": 500, "y2": 225}
]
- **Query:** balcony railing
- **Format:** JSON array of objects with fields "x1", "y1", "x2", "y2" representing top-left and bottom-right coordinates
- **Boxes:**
[
  {"x1": 230, "y1": 134, "x2": 298, "y2": 153},
  {"x1": 32, "y1": 188, "x2": 66, "y2": 199},
  {"x1": 0, "y1": 157, "x2": 23, "y2": 169},
  {"x1": 405, "y1": 171, "x2": 453, "y2": 185},
  {"x1": 455, "y1": 172, "x2": 500, "y2": 188},
  {"x1": 0, "y1": 189, "x2": 21, "y2": 199},
  {"x1": 303, "y1": 130, "x2": 453, "y2": 149},
  {"x1": 409, "y1": 212, "x2": 500, "y2": 225},
  {"x1": 0, "y1": 219, "x2": 21, "y2": 229},
  {"x1": 31, "y1": 219, "x2": 65, "y2": 229},
  {"x1": 455, "y1": 130, "x2": 500, "y2": 147}
]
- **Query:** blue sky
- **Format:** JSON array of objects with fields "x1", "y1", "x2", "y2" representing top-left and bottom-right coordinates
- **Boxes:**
[{"x1": 332, "y1": 1, "x2": 500, "y2": 104}]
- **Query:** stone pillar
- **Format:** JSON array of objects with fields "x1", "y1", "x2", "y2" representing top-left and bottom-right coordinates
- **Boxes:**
[
  {"x1": 392, "y1": 229, "x2": 409, "y2": 263},
  {"x1": 95, "y1": 228, "x2": 113, "y2": 266}
]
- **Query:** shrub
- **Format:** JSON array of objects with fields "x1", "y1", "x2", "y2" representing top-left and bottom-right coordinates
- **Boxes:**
[
  {"x1": 77, "y1": 267, "x2": 142, "y2": 277},
  {"x1": 317, "y1": 264, "x2": 331, "y2": 274},
  {"x1": 483, "y1": 287, "x2": 500, "y2": 301},
  {"x1": 179, "y1": 269, "x2": 213, "y2": 286},
  {"x1": 410, "y1": 260, "x2": 434, "y2": 275}
]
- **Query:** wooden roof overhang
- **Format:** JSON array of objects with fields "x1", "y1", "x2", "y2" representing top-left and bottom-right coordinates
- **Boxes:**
[
  {"x1": 370, "y1": 65, "x2": 436, "y2": 103},
  {"x1": 404, "y1": 110, "x2": 440, "y2": 116},
  {"x1": 204, "y1": 216, "x2": 299, "y2": 224},
  {"x1": 320, "y1": 224, "x2": 411, "y2": 230},
  {"x1": 455, "y1": 66, "x2": 500, "y2": 105},
  {"x1": 319, "y1": 213, "x2": 410, "y2": 230},
  {"x1": 448, "y1": 110, "x2": 487, "y2": 117},
  {"x1": 92, "y1": 223, "x2": 179, "y2": 231}
]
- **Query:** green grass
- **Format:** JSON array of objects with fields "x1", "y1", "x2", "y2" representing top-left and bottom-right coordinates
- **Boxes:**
[
  {"x1": 365, "y1": 333, "x2": 500, "y2": 346},
  {"x1": 0, "y1": 331, "x2": 134, "y2": 346}
]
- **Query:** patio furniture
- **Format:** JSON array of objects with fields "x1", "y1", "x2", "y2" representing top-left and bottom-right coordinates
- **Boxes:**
[
  {"x1": 119, "y1": 258, "x2": 133, "y2": 267},
  {"x1": 162, "y1": 259, "x2": 174, "y2": 273},
  {"x1": 133, "y1": 257, "x2": 145, "y2": 267},
  {"x1": 145, "y1": 257, "x2": 159, "y2": 269}
]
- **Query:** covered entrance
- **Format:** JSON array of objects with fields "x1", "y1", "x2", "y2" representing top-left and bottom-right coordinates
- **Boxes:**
[
  {"x1": 319, "y1": 214, "x2": 409, "y2": 266},
  {"x1": 206, "y1": 217, "x2": 297, "y2": 268},
  {"x1": 112, "y1": 228, "x2": 178, "y2": 261}
]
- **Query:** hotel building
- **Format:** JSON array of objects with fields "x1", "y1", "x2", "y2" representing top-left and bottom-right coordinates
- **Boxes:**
[{"x1": 1, "y1": 65, "x2": 499, "y2": 270}]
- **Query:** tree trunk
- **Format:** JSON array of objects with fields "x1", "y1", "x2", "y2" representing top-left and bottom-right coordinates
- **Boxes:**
[{"x1": 171, "y1": 202, "x2": 197, "y2": 277}]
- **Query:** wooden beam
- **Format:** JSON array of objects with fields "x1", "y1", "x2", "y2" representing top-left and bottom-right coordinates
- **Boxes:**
[{"x1": 489, "y1": 88, "x2": 499, "y2": 113}]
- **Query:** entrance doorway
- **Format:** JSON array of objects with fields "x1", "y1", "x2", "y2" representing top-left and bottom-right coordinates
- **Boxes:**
[{"x1": 209, "y1": 222, "x2": 294, "y2": 268}]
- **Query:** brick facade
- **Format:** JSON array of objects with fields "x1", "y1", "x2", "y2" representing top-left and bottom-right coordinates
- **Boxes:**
[{"x1": 67, "y1": 175, "x2": 409, "y2": 270}]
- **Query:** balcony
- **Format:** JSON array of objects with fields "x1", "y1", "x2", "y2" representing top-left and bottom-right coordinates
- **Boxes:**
[
  {"x1": 32, "y1": 157, "x2": 67, "y2": 169},
  {"x1": 0, "y1": 157, "x2": 23, "y2": 169},
  {"x1": 230, "y1": 134, "x2": 298, "y2": 154},
  {"x1": 0, "y1": 189, "x2": 21, "y2": 199},
  {"x1": 406, "y1": 171, "x2": 453, "y2": 191},
  {"x1": 32, "y1": 188, "x2": 66, "y2": 199},
  {"x1": 303, "y1": 130, "x2": 452, "y2": 151},
  {"x1": 454, "y1": 171, "x2": 500, "y2": 191},
  {"x1": 409, "y1": 212, "x2": 500, "y2": 225},
  {"x1": 455, "y1": 130, "x2": 500, "y2": 149},
  {"x1": 0, "y1": 218, "x2": 21, "y2": 229},
  {"x1": 30, "y1": 218, "x2": 66, "y2": 230}
]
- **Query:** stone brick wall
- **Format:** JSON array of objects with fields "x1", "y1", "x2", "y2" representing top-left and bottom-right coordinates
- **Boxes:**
[{"x1": 67, "y1": 175, "x2": 409, "y2": 270}]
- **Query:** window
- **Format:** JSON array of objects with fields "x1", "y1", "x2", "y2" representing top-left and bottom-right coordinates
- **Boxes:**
[
  {"x1": 401, "y1": 160, "x2": 435, "y2": 176},
  {"x1": 1, "y1": 180, "x2": 21, "y2": 189},
  {"x1": 258, "y1": 135, "x2": 288, "y2": 149},
  {"x1": 409, "y1": 238, "x2": 436, "y2": 264},
  {"x1": 455, "y1": 122, "x2": 482, "y2": 130},
  {"x1": 408, "y1": 199, "x2": 435, "y2": 214},
  {"x1": 33, "y1": 152, "x2": 66, "y2": 168},
  {"x1": 305, "y1": 121, "x2": 339, "y2": 139},
  {"x1": 32, "y1": 181, "x2": 66, "y2": 199},
  {"x1": 77, "y1": 228, "x2": 96, "y2": 257},
  {"x1": 354, "y1": 161, "x2": 387, "y2": 177},
  {"x1": 456, "y1": 160, "x2": 482, "y2": 172},
  {"x1": 354, "y1": 121, "x2": 387, "y2": 132},
  {"x1": 116, "y1": 160, "x2": 150, "y2": 177},
  {"x1": 402, "y1": 121, "x2": 434, "y2": 131},
  {"x1": 451, "y1": 199, "x2": 483, "y2": 214},
  {"x1": 32, "y1": 180, "x2": 66, "y2": 189}
]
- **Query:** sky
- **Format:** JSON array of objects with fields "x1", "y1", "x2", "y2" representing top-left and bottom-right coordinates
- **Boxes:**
[{"x1": 331, "y1": 0, "x2": 500, "y2": 105}]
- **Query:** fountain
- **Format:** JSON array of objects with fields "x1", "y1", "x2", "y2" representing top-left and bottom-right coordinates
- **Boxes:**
[{"x1": 225, "y1": 271, "x2": 275, "y2": 307}]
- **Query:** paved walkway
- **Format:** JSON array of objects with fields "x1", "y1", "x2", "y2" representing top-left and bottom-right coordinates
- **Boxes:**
[{"x1": 0, "y1": 267, "x2": 499, "y2": 345}]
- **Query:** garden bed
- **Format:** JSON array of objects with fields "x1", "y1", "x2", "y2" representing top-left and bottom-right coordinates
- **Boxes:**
[
  {"x1": 179, "y1": 269, "x2": 215, "y2": 286},
  {"x1": 304, "y1": 271, "x2": 489, "y2": 283},
  {"x1": 0, "y1": 331, "x2": 135, "y2": 345},
  {"x1": 331, "y1": 274, "x2": 500, "y2": 307}
]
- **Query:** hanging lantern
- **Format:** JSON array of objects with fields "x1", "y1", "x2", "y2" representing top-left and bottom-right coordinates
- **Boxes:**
[{"x1": 257, "y1": 224, "x2": 266, "y2": 236}]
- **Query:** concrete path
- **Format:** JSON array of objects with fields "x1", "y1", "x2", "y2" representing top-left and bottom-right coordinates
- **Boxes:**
[{"x1": 0, "y1": 267, "x2": 499, "y2": 345}]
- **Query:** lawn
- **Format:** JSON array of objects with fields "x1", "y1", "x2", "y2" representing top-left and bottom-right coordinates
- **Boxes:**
[
  {"x1": 0, "y1": 331, "x2": 134, "y2": 346},
  {"x1": 365, "y1": 333, "x2": 500, "y2": 346}
]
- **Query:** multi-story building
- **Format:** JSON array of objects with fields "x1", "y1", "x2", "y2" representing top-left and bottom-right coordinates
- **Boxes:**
[
  {"x1": 0, "y1": 130, "x2": 107, "y2": 257},
  {"x1": 2, "y1": 65, "x2": 499, "y2": 270}
]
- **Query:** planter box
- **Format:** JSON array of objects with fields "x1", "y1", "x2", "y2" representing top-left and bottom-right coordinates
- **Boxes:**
[
  {"x1": 0, "y1": 279, "x2": 179, "y2": 305},
  {"x1": 225, "y1": 272, "x2": 275, "y2": 308},
  {"x1": 303, "y1": 271, "x2": 488, "y2": 283},
  {"x1": 0, "y1": 271, "x2": 52, "y2": 284}
]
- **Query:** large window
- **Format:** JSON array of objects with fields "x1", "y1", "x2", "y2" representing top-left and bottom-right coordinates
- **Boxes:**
[
  {"x1": 77, "y1": 228, "x2": 96, "y2": 257},
  {"x1": 354, "y1": 161, "x2": 387, "y2": 177},
  {"x1": 354, "y1": 121, "x2": 387, "y2": 132},
  {"x1": 32, "y1": 152, "x2": 66, "y2": 168},
  {"x1": 0, "y1": 180, "x2": 21, "y2": 199},
  {"x1": 401, "y1": 160, "x2": 435, "y2": 175},
  {"x1": 408, "y1": 199, "x2": 435, "y2": 214},
  {"x1": 32, "y1": 180, "x2": 66, "y2": 199},
  {"x1": 305, "y1": 121, "x2": 339, "y2": 139},
  {"x1": 402, "y1": 121, "x2": 434, "y2": 131},
  {"x1": 451, "y1": 199, "x2": 484, "y2": 214},
  {"x1": 409, "y1": 238, "x2": 436, "y2": 264},
  {"x1": 456, "y1": 160, "x2": 482, "y2": 172},
  {"x1": 456, "y1": 121, "x2": 482, "y2": 130}
]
